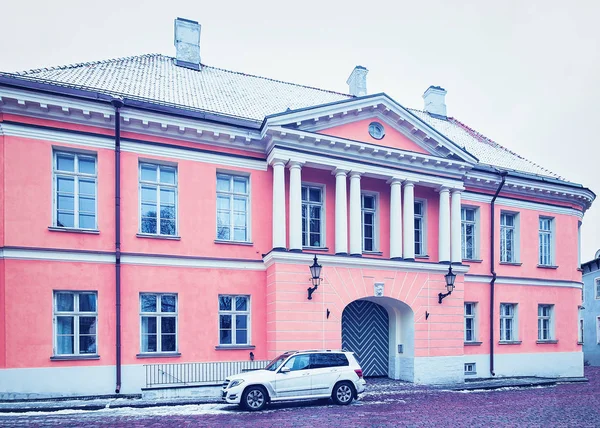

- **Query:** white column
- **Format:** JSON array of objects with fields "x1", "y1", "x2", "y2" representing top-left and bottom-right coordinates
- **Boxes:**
[
  {"x1": 349, "y1": 171, "x2": 362, "y2": 256},
  {"x1": 288, "y1": 161, "x2": 302, "y2": 252},
  {"x1": 390, "y1": 178, "x2": 403, "y2": 259},
  {"x1": 438, "y1": 187, "x2": 451, "y2": 263},
  {"x1": 272, "y1": 160, "x2": 286, "y2": 250},
  {"x1": 403, "y1": 181, "x2": 415, "y2": 260},
  {"x1": 334, "y1": 169, "x2": 348, "y2": 255},
  {"x1": 451, "y1": 189, "x2": 462, "y2": 263}
]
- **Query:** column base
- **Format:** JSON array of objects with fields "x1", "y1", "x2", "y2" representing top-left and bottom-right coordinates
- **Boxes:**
[
  {"x1": 349, "y1": 253, "x2": 362, "y2": 257},
  {"x1": 450, "y1": 261, "x2": 463, "y2": 266},
  {"x1": 335, "y1": 252, "x2": 348, "y2": 256},
  {"x1": 272, "y1": 247, "x2": 288, "y2": 252},
  {"x1": 439, "y1": 260, "x2": 451, "y2": 265},
  {"x1": 403, "y1": 257, "x2": 415, "y2": 262},
  {"x1": 390, "y1": 257, "x2": 404, "y2": 261},
  {"x1": 288, "y1": 248, "x2": 303, "y2": 253}
]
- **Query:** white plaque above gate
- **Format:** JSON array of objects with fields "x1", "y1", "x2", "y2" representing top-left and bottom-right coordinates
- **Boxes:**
[{"x1": 374, "y1": 282, "x2": 384, "y2": 297}]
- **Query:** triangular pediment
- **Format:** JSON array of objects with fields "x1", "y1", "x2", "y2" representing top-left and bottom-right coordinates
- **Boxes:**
[{"x1": 263, "y1": 93, "x2": 479, "y2": 165}]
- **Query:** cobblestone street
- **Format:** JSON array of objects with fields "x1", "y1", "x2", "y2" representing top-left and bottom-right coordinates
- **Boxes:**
[{"x1": 2, "y1": 368, "x2": 599, "y2": 427}]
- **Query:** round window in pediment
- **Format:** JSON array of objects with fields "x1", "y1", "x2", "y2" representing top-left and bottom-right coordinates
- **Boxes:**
[{"x1": 368, "y1": 122, "x2": 385, "y2": 140}]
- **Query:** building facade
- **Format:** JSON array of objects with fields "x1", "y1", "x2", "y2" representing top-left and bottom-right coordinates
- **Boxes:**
[
  {"x1": 582, "y1": 252, "x2": 600, "y2": 366},
  {"x1": 0, "y1": 19, "x2": 595, "y2": 398}
]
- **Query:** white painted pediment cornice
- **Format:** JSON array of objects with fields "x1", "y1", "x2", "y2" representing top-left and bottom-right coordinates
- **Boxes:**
[{"x1": 262, "y1": 93, "x2": 479, "y2": 164}]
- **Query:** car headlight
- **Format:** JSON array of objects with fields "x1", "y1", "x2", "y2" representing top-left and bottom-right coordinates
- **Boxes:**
[{"x1": 229, "y1": 379, "x2": 245, "y2": 388}]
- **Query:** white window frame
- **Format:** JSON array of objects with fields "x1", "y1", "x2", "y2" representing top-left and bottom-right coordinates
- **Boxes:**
[
  {"x1": 216, "y1": 172, "x2": 251, "y2": 242},
  {"x1": 597, "y1": 316, "x2": 600, "y2": 344},
  {"x1": 537, "y1": 304, "x2": 554, "y2": 341},
  {"x1": 361, "y1": 192, "x2": 379, "y2": 252},
  {"x1": 218, "y1": 295, "x2": 251, "y2": 346},
  {"x1": 538, "y1": 217, "x2": 555, "y2": 266},
  {"x1": 301, "y1": 183, "x2": 326, "y2": 248},
  {"x1": 579, "y1": 318, "x2": 584, "y2": 344},
  {"x1": 139, "y1": 293, "x2": 178, "y2": 354},
  {"x1": 464, "y1": 302, "x2": 477, "y2": 342},
  {"x1": 500, "y1": 212, "x2": 520, "y2": 263},
  {"x1": 461, "y1": 206, "x2": 479, "y2": 260},
  {"x1": 53, "y1": 291, "x2": 98, "y2": 356},
  {"x1": 464, "y1": 362, "x2": 476, "y2": 375},
  {"x1": 138, "y1": 162, "x2": 178, "y2": 236},
  {"x1": 53, "y1": 150, "x2": 98, "y2": 230},
  {"x1": 500, "y1": 303, "x2": 517, "y2": 342},
  {"x1": 595, "y1": 278, "x2": 600, "y2": 300},
  {"x1": 414, "y1": 199, "x2": 427, "y2": 256}
]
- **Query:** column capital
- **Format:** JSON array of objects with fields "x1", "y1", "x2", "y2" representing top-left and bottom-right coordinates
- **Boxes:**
[
  {"x1": 437, "y1": 185, "x2": 451, "y2": 193},
  {"x1": 403, "y1": 180, "x2": 416, "y2": 188},
  {"x1": 270, "y1": 158, "x2": 287, "y2": 167},
  {"x1": 388, "y1": 177, "x2": 404, "y2": 185},
  {"x1": 288, "y1": 160, "x2": 304, "y2": 169},
  {"x1": 451, "y1": 188, "x2": 463, "y2": 195},
  {"x1": 333, "y1": 168, "x2": 349, "y2": 177},
  {"x1": 349, "y1": 171, "x2": 362, "y2": 179}
]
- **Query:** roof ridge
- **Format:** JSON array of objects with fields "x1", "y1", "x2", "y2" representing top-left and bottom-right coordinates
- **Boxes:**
[
  {"x1": 200, "y1": 63, "x2": 352, "y2": 98},
  {"x1": 15, "y1": 53, "x2": 163, "y2": 76},
  {"x1": 448, "y1": 117, "x2": 563, "y2": 179}
]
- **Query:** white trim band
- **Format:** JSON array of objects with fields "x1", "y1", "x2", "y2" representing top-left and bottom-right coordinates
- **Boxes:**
[
  {"x1": 465, "y1": 274, "x2": 582, "y2": 289},
  {"x1": 462, "y1": 191, "x2": 583, "y2": 218}
]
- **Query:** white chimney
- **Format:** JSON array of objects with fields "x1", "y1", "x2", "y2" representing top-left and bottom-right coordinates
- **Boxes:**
[
  {"x1": 174, "y1": 18, "x2": 201, "y2": 70},
  {"x1": 346, "y1": 66, "x2": 368, "y2": 97},
  {"x1": 423, "y1": 86, "x2": 447, "y2": 117}
]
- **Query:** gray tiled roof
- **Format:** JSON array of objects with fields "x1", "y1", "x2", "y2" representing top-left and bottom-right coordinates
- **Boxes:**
[{"x1": 13, "y1": 53, "x2": 562, "y2": 180}]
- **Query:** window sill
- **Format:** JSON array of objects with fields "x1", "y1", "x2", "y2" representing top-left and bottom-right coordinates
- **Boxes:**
[
  {"x1": 215, "y1": 345, "x2": 256, "y2": 350},
  {"x1": 498, "y1": 341, "x2": 522, "y2": 345},
  {"x1": 214, "y1": 240, "x2": 254, "y2": 246},
  {"x1": 48, "y1": 227, "x2": 99, "y2": 235},
  {"x1": 50, "y1": 354, "x2": 100, "y2": 361},
  {"x1": 465, "y1": 372, "x2": 477, "y2": 376},
  {"x1": 136, "y1": 233, "x2": 181, "y2": 240},
  {"x1": 304, "y1": 247, "x2": 329, "y2": 252},
  {"x1": 415, "y1": 255, "x2": 429, "y2": 260},
  {"x1": 577, "y1": 341, "x2": 584, "y2": 345},
  {"x1": 363, "y1": 251, "x2": 383, "y2": 256},
  {"x1": 536, "y1": 340, "x2": 558, "y2": 344},
  {"x1": 464, "y1": 341, "x2": 483, "y2": 346},
  {"x1": 499, "y1": 262, "x2": 522, "y2": 266},
  {"x1": 463, "y1": 259, "x2": 483, "y2": 263},
  {"x1": 537, "y1": 265, "x2": 558, "y2": 269},
  {"x1": 136, "y1": 353, "x2": 182, "y2": 359}
]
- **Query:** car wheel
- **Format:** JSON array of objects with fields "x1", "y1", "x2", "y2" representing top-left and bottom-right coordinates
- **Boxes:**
[
  {"x1": 332, "y1": 381, "x2": 354, "y2": 405},
  {"x1": 241, "y1": 385, "x2": 268, "y2": 411}
]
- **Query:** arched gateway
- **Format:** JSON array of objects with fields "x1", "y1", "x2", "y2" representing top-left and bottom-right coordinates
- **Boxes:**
[{"x1": 341, "y1": 297, "x2": 415, "y2": 380}]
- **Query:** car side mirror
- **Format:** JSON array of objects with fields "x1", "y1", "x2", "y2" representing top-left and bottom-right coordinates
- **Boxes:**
[{"x1": 280, "y1": 367, "x2": 290, "y2": 374}]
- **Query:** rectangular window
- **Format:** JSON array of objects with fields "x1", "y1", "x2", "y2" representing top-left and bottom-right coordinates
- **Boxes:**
[
  {"x1": 596, "y1": 278, "x2": 600, "y2": 299},
  {"x1": 579, "y1": 319, "x2": 584, "y2": 344},
  {"x1": 414, "y1": 201, "x2": 425, "y2": 256},
  {"x1": 302, "y1": 185, "x2": 324, "y2": 247},
  {"x1": 216, "y1": 174, "x2": 250, "y2": 242},
  {"x1": 53, "y1": 291, "x2": 97, "y2": 356},
  {"x1": 140, "y1": 293, "x2": 178, "y2": 353},
  {"x1": 464, "y1": 303, "x2": 476, "y2": 342},
  {"x1": 461, "y1": 208, "x2": 477, "y2": 260},
  {"x1": 538, "y1": 217, "x2": 553, "y2": 266},
  {"x1": 537, "y1": 304, "x2": 553, "y2": 341},
  {"x1": 500, "y1": 303, "x2": 516, "y2": 341},
  {"x1": 219, "y1": 295, "x2": 250, "y2": 345},
  {"x1": 464, "y1": 363, "x2": 476, "y2": 375},
  {"x1": 361, "y1": 193, "x2": 377, "y2": 252},
  {"x1": 53, "y1": 151, "x2": 97, "y2": 229},
  {"x1": 500, "y1": 213, "x2": 516, "y2": 263},
  {"x1": 597, "y1": 317, "x2": 600, "y2": 344},
  {"x1": 139, "y1": 163, "x2": 177, "y2": 236}
]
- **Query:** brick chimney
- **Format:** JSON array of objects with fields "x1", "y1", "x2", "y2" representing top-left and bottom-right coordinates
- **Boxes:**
[
  {"x1": 174, "y1": 18, "x2": 201, "y2": 70},
  {"x1": 346, "y1": 66, "x2": 368, "y2": 97}
]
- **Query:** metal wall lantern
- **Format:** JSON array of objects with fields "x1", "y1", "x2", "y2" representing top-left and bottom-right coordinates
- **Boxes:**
[
  {"x1": 307, "y1": 255, "x2": 322, "y2": 300},
  {"x1": 438, "y1": 265, "x2": 456, "y2": 304}
]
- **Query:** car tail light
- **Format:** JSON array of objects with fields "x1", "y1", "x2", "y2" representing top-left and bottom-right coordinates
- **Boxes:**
[{"x1": 354, "y1": 369, "x2": 363, "y2": 379}]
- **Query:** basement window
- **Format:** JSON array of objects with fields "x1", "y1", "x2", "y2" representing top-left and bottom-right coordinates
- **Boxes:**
[{"x1": 464, "y1": 363, "x2": 476, "y2": 375}]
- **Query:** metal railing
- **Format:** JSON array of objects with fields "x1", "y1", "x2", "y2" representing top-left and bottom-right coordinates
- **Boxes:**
[{"x1": 144, "y1": 360, "x2": 270, "y2": 388}]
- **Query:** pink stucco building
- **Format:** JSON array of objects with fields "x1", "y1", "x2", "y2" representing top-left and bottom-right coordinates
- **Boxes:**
[{"x1": 0, "y1": 19, "x2": 595, "y2": 398}]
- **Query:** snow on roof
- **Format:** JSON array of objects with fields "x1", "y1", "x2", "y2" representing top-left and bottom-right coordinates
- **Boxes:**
[{"x1": 11, "y1": 53, "x2": 562, "y2": 180}]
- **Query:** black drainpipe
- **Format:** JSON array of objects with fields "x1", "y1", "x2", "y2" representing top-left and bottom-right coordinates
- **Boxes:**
[
  {"x1": 489, "y1": 170, "x2": 507, "y2": 377},
  {"x1": 111, "y1": 97, "x2": 124, "y2": 393}
]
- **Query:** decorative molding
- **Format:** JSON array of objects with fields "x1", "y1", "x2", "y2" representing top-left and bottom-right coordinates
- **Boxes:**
[
  {"x1": 464, "y1": 274, "x2": 582, "y2": 289},
  {"x1": 263, "y1": 251, "x2": 470, "y2": 274},
  {"x1": 462, "y1": 191, "x2": 584, "y2": 218},
  {"x1": 0, "y1": 247, "x2": 115, "y2": 264}
]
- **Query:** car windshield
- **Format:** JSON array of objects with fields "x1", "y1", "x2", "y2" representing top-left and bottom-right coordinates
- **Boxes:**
[{"x1": 264, "y1": 354, "x2": 291, "y2": 371}]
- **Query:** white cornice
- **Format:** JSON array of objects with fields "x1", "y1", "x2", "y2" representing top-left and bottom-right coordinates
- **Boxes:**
[
  {"x1": 462, "y1": 192, "x2": 584, "y2": 218},
  {"x1": 263, "y1": 251, "x2": 470, "y2": 274},
  {"x1": 0, "y1": 248, "x2": 115, "y2": 264},
  {"x1": 262, "y1": 94, "x2": 479, "y2": 164},
  {"x1": 465, "y1": 274, "x2": 582, "y2": 289},
  {"x1": 0, "y1": 123, "x2": 267, "y2": 171},
  {"x1": 267, "y1": 146, "x2": 465, "y2": 190}
]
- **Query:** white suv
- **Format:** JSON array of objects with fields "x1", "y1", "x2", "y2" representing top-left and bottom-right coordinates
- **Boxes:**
[{"x1": 222, "y1": 350, "x2": 366, "y2": 411}]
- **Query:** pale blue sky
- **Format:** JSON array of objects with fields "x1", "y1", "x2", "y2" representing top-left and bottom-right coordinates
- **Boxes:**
[{"x1": 2, "y1": 0, "x2": 599, "y2": 260}]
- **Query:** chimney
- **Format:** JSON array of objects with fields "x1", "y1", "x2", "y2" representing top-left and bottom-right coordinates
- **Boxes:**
[
  {"x1": 174, "y1": 18, "x2": 201, "y2": 70},
  {"x1": 346, "y1": 66, "x2": 368, "y2": 97},
  {"x1": 423, "y1": 86, "x2": 447, "y2": 117}
]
